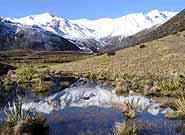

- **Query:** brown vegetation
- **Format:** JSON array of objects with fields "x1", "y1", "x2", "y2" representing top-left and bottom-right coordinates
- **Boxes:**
[{"x1": 0, "y1": 49, "x2": 93, "y2": 63}]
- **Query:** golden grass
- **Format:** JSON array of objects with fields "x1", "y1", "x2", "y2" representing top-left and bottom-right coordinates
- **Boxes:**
[
  {"x1": 49, "y1": 31, "x2": 185, "y2": 78},
  {"x1": 175, "y1": 94, "x2": 185, "y2": 115},
  {"x1": 114, "y1": 122, "x2": 138, "y2": 135},
  {"x1": 5, "y1": 31, "x2": 185, "y2": 97}
]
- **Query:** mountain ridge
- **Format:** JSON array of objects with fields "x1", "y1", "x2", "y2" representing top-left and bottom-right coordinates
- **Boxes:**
[
  {"x1": 100, "y1": 9, "x2": 185, "y2": 53},
  {"x1": 6, "y1": 9, "x2": 178, "y2": 40},
  {"x1": 0, "y1": 9, "x2": 182, "y2": 53},
  {"x1": 0, "y1": 19, "x2": 81, "y2": 51}
]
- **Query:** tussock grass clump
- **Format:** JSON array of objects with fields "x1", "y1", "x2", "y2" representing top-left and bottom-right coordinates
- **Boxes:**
[
  {"x1": 4, "y1": 100, "x2": 34, "y2": 124},
  {"x1": 0, "y1": 115, "x2": 49, "y2": 135},
  {"x1": 120, "y1": 98, "x2": 143, "y2": 119},
  {"x1": 156, "y1": 77, "x2": 185, "y2": 96},
  {"x1": 114, "y1": 122, "x2": 138, "y2": 135},
  {"x1": 175, "y1": 94, "x2": 185, "y2": 114},
  {"x1": 157, "y1": 79, "x2": 181, "y2": 92},
  {"x1": 165, "y1": 94, "x2": 185, "y2": 119},
  {"x1": 0, "y1": 99, "x2": 49, "y2": 135},
  {"x1": 84, "y1": 69, "x2": 185, "y2": 97},
  {"x1": 16, "y1": 65, "x2": 51, "y2": 92},
  {"x1": 16, "y1": 65, "x2": 38, "y2": 82}
]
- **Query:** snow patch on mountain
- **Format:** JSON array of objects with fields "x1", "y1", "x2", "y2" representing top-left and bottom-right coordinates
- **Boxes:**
[
  {"x1": 9, "y1": 13, "x2": 95, "y2": 39},
  {"x1": 72, "y1": 9, "x2": 178, "y2": 38},
  {"x1": 7, "y1": 9, "x2": 178, "y2": 40}
]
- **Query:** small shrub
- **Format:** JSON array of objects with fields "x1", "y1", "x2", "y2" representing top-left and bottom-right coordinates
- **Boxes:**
[
  {"x1": 16, "y1": 65, "x2": 50, "y2": 92},
  {"x1": 139, "y1": 44, "x2": 146, "y2": 48},
  {"x1": 32, "y1": 79, "x2": 52, "y2": 92},
  {"x1": 107, "y1": 51, "x2": 116, "y2": 56},
  {"x1": 16, "y1": 65, "x2": 38, "y2": 83},
  {"x1": 165, "y1": 94, "x2": 185, "y2": 119}
]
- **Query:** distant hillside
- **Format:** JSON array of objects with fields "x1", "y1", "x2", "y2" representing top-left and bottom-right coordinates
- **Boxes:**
[
  {"x1": 50, "y1": 30, "x2": 185, "y2": 77},
  {"x1": 100, "y1": 9, "x2": 185, "y2": 53}
]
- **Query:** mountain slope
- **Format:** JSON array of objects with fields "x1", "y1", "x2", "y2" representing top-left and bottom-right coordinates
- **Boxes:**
[
  {"x1": 9, "y1": 10, "x2": 177, "y2": 40},
  {"x1": 100, "y1": 9, "x2": 185, "y2": 52},
  {"x1": 0, "y1": 19, "x2": 80, "y2": 51},
  {"x1": 49, "y1": 30, "x2": 185, "y2": 77},
  {"x1": 10, "y1": 13, "x2": 95, "y2": 40},
  {"x1": 0, "y1": 9, "x2": 179, "y2": 52},
  {"x1": 72, "y1": 10, "x2": 177, "y2": 39}
]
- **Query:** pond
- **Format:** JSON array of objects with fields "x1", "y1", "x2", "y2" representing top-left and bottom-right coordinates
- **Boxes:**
[{"x1": 2, "y1": 78, "x2": 185, "y2": 135}]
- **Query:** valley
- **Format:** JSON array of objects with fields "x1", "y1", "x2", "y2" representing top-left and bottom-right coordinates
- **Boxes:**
[{"x1": 0, "y1": 8, "x2": 185, "y2": 135}]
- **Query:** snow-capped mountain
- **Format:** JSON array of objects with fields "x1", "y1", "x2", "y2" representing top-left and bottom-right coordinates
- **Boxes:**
[
  {"x1": 100, "y1": 9, "x2": 185, "y2": 53},
  {"x1": 8, "y1": 9, "x2": 178, "y2": 40},
  {"x1": 9, "y1": 13, "x2": 95, "y2": 39},
  {"x1": 0, "y1": 19, "x2": 81, "y2": 51},
  {"x1": 72, "y1": 9, "x2": 178, "y2": 38}
]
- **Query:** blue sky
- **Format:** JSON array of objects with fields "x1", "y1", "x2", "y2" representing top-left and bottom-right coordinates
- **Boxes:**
[{"x1": 0, "y1": 0, "x2": 184, "y2": 19}]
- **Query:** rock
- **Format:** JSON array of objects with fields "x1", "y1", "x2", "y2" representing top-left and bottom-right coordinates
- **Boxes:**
[
  {"x1": 47, "y1": 98, "x2": 52, "y2": 105},
  {"x1": 7, "y1": 70, "x2": 17, "y2": 81}
]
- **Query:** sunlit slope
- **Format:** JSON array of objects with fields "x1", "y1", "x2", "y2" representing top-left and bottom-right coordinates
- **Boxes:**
[{"x1": 51, "y1": 30, "x2": 185, "y2": 77}]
